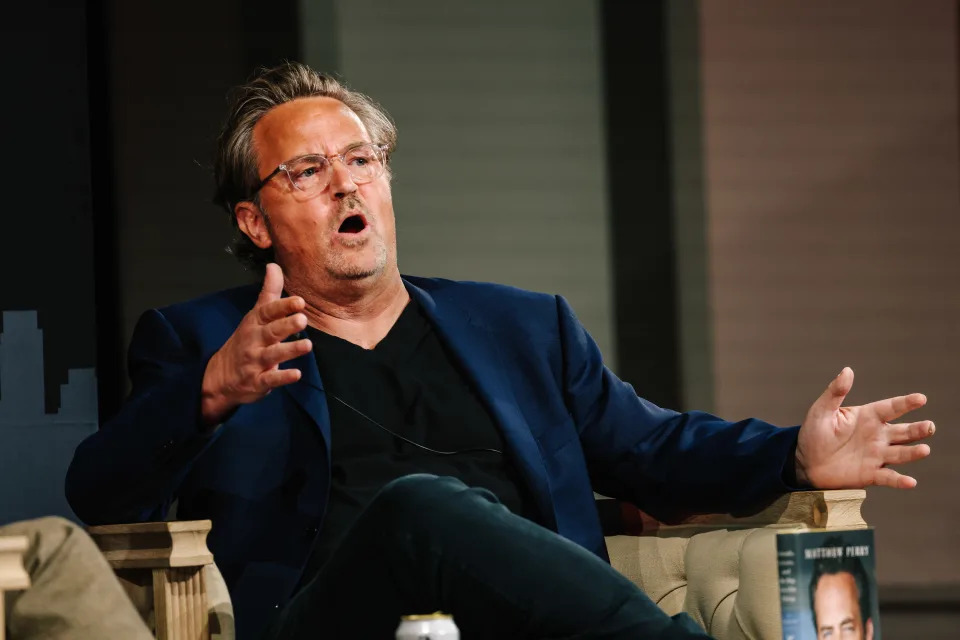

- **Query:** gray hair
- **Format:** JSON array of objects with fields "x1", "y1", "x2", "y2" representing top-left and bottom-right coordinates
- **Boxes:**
[{"x1": 212, "y1": 61, "x2": 397, "y2": 273}]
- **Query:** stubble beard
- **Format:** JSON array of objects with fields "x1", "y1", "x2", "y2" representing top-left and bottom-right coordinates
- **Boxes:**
[
  {"x1": 324, "y1": 239, "x2": 388, "y2": 280},
  {"x1": 259, "y1": 195, "x2": 392, "y2": 282}
]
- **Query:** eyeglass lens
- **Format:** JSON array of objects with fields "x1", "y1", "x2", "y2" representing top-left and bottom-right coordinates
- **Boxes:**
[{"x1": 284, "y1": 144, "x2": 384, "y2": 193}]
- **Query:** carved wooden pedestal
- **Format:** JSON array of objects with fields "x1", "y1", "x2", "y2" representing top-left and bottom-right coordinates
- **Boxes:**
[
  {"x1": 0, "y1": 535, "x2": 30, "y2": 640},
  {"x1": 88, "y1": 520, "x2": 214, "y2": 640}
]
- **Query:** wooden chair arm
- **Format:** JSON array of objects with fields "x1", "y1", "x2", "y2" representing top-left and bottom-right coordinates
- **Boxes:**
[
  {"x1": 87, "y1": 520, "x2": 214, "y2": 569},
  {"x1": 653, "y1": 489, "x2": 867, "y2": 534},
  {"x1": 0, "y1": 535, "x2": 31, "y2": 640},
  {"x1": 87, "y1": 520, "x2": 215, "y2": 640},
  {"x1": 0, "y1": 535, "x2": 30, "y2": 590}
]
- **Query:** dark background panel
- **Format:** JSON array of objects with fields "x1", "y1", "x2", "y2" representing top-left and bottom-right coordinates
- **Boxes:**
[
  {"x1": 93, "y1": 0, "x2": 303, "y2": 420},
  {"x1": 601, "y1": 1, "x2": 681, "y2": 409},
  {"x1": 2, "y1": 1, "x2": 97, "y2": 412},
  {"x1": 0, "y1": 0, "x2": 99, "y2": 524}
]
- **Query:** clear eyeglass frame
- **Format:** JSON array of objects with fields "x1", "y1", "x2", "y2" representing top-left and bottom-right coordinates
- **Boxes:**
[{"x1": 249, "y1": 142, "x2": 388, "y2": 198}]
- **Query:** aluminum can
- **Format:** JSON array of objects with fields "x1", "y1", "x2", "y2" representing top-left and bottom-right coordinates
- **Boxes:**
[{"x1": 395, "y1": 612, "x2": 460, "y2": 639}]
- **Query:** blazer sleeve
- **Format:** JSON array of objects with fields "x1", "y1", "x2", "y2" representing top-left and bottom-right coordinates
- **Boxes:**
[
  {"x1": 554, "y1": 295, "x2": 800, "y2": 521},
  {"x1": 65, "y1": 309, "x2": 225, "y2": 525}
]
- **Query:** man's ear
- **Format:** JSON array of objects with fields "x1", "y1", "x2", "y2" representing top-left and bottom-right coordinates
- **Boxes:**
[
  {"x1": 235, "y1": 201, "x2": 273, "y2": 249},
  {"x1": 865, "y1": 618, "x2": 874, "y2": 640}
]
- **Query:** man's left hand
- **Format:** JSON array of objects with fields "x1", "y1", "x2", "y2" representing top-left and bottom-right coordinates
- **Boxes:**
[{"x1": 795, "y1": 367, "x2": 935, "y2": 489}]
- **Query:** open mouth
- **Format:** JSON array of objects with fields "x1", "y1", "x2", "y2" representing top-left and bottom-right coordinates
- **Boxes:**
[{"x1": 338, "y1": 214, "x2": 367, "y2": 234}]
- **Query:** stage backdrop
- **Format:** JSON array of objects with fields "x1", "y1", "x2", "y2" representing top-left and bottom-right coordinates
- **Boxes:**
[{"x1": 0, "y1": 2, "x2": 99, "y2": 524}]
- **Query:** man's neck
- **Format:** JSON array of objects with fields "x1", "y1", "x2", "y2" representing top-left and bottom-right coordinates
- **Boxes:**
[{"x1": 289, "y1": 270, "x2": 410, "y2": 350}]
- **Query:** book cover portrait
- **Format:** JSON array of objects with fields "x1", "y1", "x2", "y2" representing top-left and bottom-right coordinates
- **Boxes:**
[{"x1": 777, "y1": 529, "x2": 880, "y2": 640}]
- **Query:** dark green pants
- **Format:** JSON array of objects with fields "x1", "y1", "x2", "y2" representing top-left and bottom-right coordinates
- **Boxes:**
[{"x1": 268, "y1": 474, "x2": 712, "y2": 639}]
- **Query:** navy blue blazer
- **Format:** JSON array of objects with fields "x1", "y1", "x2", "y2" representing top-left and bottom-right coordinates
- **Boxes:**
[{"x1": 67, "y1": 277, "x2": 799, "y2": 637}]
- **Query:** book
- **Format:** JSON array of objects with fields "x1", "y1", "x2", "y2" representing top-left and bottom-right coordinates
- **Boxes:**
[{"x1": 776, "y1": 528, "x2": 880, "y2": 640}]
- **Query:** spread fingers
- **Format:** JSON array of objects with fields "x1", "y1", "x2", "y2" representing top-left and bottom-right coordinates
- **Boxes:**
[
  {"x1": 887, "y1": 420, "x2": 936, "y2": 444},
  {"x1": 257, "y1": 295, "x2": 306, "y2": 324},
  {"x1": 259, "y1": 338, "x2": 313, "y2": 369},
  {"x1": 873, "y1": 467, "x2": 918, "y2": 490},
  {"x1": 262, "y1": 313, "x2": 308, "y2": 343},
  {"x1": 882, "y1": 443, "x2": 931, "y2": 466},
  {"x1": 257, "y1": 367, "x2": 302, "y2": 392}
]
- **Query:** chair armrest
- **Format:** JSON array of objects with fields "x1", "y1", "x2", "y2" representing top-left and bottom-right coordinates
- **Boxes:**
[
  {"x1": 87, "y1": 520, "x2": 214, "y2": 569},
  {"x1": 0, "y1": 536, "x2": 31, "y2": 640},
  {"x1": 0, "y1": 536, "x2": 30, "y2": 590},
  {"x1": 87, "y1": 520, "x2": 220, "y2": 640},
  {"x1": 658, "y1": 489, "x2": 867, "y2": 533}
]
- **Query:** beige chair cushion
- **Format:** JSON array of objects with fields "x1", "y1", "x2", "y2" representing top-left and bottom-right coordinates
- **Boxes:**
[
  {"x1": 205, "y1": 562, "x2": 235, "y2": 640},
  {"x1": 606, "y1": 527, "x2": 783, "y2": 640}
]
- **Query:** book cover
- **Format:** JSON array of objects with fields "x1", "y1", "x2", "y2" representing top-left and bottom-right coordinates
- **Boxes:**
[{"x1": 777, "y1": 528, "x2": 880, "y2": 640}]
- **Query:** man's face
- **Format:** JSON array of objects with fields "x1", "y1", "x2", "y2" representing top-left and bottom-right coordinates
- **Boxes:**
[
  {"x1": 243, "y1": 96, "x2": 396, "y2": 287},
  {"x1": 813, "y1": 572, "x2": 874, "y2": 640}
]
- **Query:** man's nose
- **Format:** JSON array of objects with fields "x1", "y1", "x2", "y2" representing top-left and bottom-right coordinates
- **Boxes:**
[{"x1": 329, "y1": 159, "x2": 358, "y2": 198}]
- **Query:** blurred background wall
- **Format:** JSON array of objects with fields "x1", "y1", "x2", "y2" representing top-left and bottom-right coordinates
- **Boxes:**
[
  {"x1": 1, "y1": 0, "x2": 956, "y2": 631},
  {"x1": 323, "y1": 1, "x2": 615, "y2": 366},
  {"x1": 698, "y1": 0, "x2": 960, "y2": 597}
]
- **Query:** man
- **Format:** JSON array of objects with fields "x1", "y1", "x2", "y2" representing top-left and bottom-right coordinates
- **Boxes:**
[
  {"x1": 809, "y1": 538, "x2": 875, "y2": 640},
  {"x1": 65, "y1": 62, "x2": 934, "y2": 639}
]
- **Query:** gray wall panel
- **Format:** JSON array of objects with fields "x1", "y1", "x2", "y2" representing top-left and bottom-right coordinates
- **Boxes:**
[{"x1": 329, "y1": 0, "x2": 616, "y2": 363}]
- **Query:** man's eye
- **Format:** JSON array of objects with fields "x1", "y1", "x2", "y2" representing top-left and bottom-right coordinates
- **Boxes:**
[{"x1": 294, "y1": 164, "x2": 323, "y2": 180}]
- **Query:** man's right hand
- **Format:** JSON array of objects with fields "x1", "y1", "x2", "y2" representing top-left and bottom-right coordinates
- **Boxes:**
[{"x1": 200, "y1": 263, "x2": 313, "y2": 425}]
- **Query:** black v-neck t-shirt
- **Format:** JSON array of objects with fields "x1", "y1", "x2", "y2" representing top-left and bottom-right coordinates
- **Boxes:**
[{"x1": 299, "y1": 297, "x2": 534, "y2": 584}]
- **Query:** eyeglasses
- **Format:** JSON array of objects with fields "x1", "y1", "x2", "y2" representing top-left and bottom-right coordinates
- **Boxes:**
[{"x1": 249, "y1": 142, "x2": 389, "y2": 198}]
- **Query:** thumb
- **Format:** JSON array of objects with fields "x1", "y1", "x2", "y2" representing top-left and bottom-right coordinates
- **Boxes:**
[
  {"x1": 258, "y1": 263, "x2": 284, "y2": 303},
  {"x1": 817, "y1": 366, "x2": 854, "y2": 413}
]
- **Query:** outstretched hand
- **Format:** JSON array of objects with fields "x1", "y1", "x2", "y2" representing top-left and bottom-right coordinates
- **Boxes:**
[
  {"x1": 795, "y1": 367, "x2": 935, "y2": 489},
  {"x1": 200, "y1": 263, "x2": 313, "y2": 425}
]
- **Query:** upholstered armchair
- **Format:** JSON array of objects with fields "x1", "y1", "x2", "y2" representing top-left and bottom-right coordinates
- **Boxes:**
[
  {"x1": 604, "y1": 489, "x2": 867, "y2": 639},
  {"x1": 88, "y1": 489, "x2": 865, "y2": 640},
  {"x1": 0, "y1": 489, "x2": 866, "y2": 640},
  {"x1": 86, "y1": 520, "x2": 233, "y2": 640},
  {"x1": 0, "y1": 520, "x2": 230, "y2": 640}
]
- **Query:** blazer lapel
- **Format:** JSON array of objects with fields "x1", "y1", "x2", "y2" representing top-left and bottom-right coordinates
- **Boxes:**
[
  {"x1": 406, "y1": 280, "x2": 558, "y2": 531},
  {"x1": 224, "y1": 288, "x2": 332, "y2": 461},
  {"x1": 280, "y1": 349, "x2": 331, "y2": 464}
]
